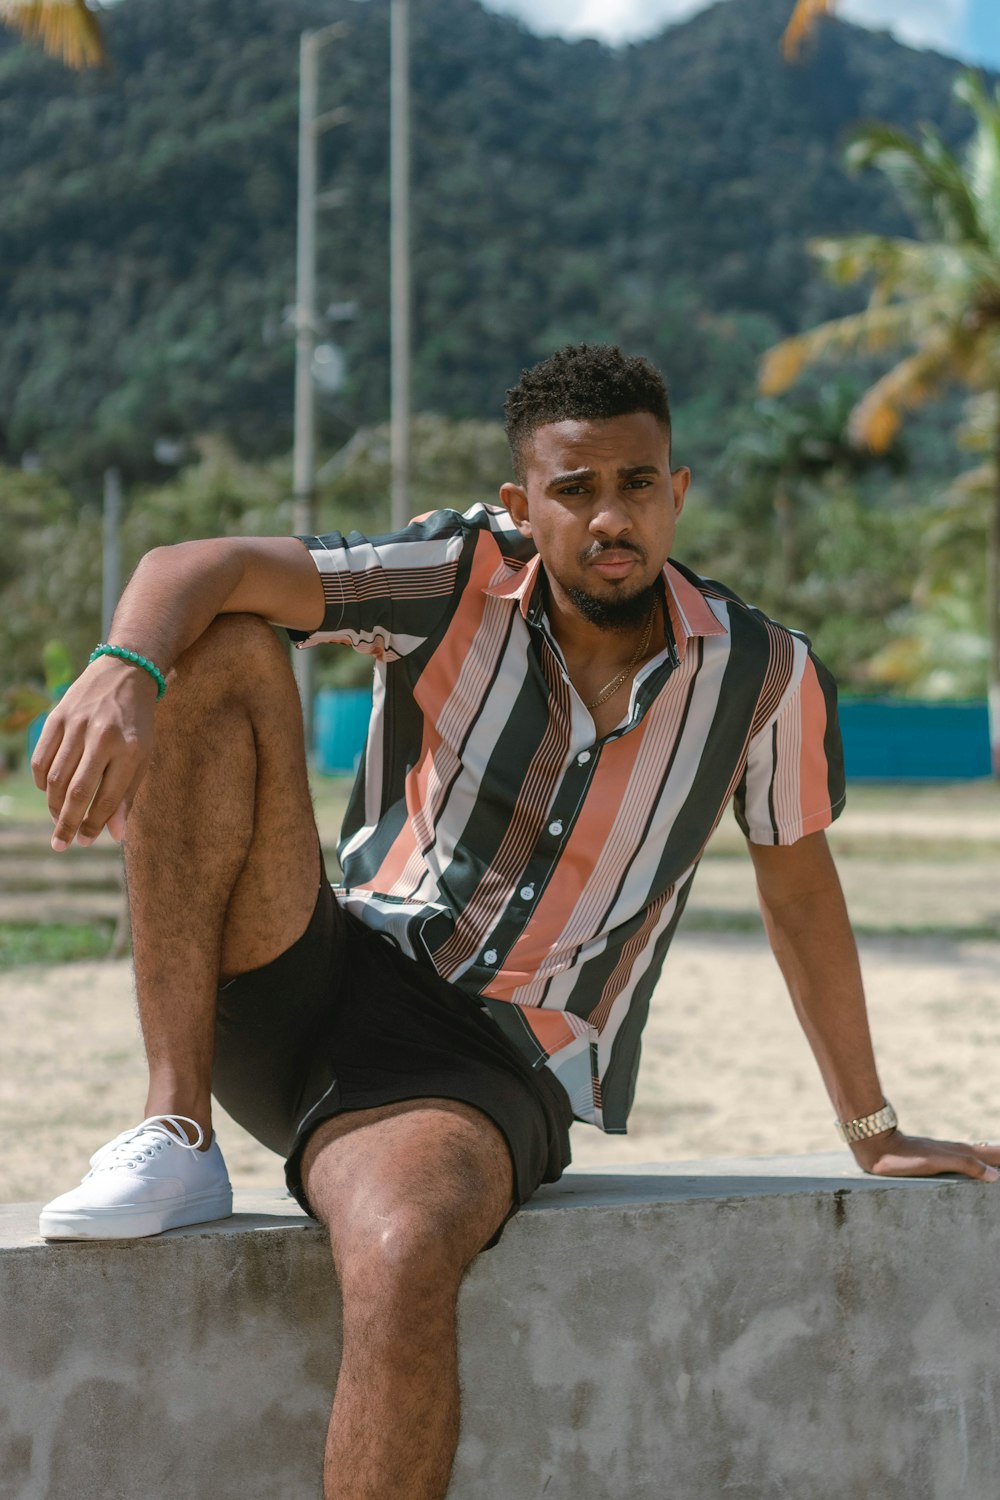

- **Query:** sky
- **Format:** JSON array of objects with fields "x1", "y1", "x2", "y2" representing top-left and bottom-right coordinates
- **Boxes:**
[{"x1": 482, "y1": 0, "x2": 1000, "y2": 70}]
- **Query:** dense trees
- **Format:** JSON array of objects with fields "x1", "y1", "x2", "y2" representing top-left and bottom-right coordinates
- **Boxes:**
[
  {"x1": 0, "y1": 0, "x2": 975, "y2": 475},
  {"x1": 1, "y1": 0, "x2": 993, "y2": 729}
]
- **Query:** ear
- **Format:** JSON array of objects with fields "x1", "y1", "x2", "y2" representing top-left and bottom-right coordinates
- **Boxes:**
[
  {"x1": 499, "y1": 481, "x2": 532, "y2": 537},
  {"x1": 670, "y1": 466, "x2": 691, "y2": 519}
]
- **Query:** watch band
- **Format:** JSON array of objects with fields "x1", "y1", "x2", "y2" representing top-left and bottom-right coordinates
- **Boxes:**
[{"x1": 835, "y1": 1099, "x2": 898, "y2": 1143}]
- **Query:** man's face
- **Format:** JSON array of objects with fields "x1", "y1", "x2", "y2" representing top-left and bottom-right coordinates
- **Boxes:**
[{"x1": 499, "y1": 412, "x2": 690, "y2": 631}]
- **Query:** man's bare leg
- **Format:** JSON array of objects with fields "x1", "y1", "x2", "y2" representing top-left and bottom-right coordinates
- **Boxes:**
[
  {"x1": 301, "y1": 1098, "x2": 514, "y2": 1500},
  {"x1": 123, "y1": 612, "x2": 321, "y2": 1138}
]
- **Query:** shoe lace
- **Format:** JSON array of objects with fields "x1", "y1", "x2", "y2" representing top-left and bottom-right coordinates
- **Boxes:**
[{"x1": 87, "y1": 1114, "x2": 206, "y2": 1175}]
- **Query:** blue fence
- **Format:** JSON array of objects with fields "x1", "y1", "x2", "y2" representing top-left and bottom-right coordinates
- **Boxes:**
[
  {"x1": 839, "y1": 698, "x2": 991, "y2": 781},
  {"x1": 314, "y1": 688, "x2": 373, "y2": 776},
  {"x1": 312, "y1": 690, "x2": 992, "y2": 783}
]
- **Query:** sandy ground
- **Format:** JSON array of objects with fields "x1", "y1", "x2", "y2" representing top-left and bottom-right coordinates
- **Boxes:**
[
  {"x1": 3, "y1": 922, "x2": 998, "y2": 1206},
  {"x1": 4, "y1": 779, "x2": 998, "y2": 1203}
]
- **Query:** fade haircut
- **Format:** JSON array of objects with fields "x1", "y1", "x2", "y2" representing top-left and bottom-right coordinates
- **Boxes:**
[{"x1": 504, "y1": 344, "x2": 672, "y2": 484}]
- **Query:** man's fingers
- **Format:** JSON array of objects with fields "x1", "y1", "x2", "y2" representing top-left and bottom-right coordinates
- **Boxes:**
[
  {"x1": 50, "y1": 748, "x2": 124, "y2": 850},
  {"x1": 969, "y1": 1142, "x2": 1000, "y2": 1179},
  {"x1": 932, "y1": 1139, "x2": 1000, "y2": 1179},
  {"x1": 106, "y1": 800, "x2": 129, "y2": 843},
  {"x1": 869, "y1": 1136, "x2": 999, "y2": 1183},
  {"x1": 44, "y1": 728, "x2": 89, "y2": 836},
  {"x1": 50, "y1": 776, "x2": 103, "y2": 850},
  {"x1": 30, "y1": 713, "x2": 65, "y2": 791},
  {"x1": 950, "y1": 1152, "x2": 1000, "y2": 1183},
  {"x1": 76, "y1": 751, "x2": 145, "y2": 846}
]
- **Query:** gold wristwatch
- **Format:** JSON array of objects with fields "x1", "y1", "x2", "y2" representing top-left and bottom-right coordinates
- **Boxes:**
[{"x1": 835, "y1": 1099, "x2": 898, "y2": 1143}]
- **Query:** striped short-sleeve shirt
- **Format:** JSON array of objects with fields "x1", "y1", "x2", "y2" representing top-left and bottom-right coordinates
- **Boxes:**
[{"x1": 293, "y1": 504, "x2": 845, "y2": 1132}]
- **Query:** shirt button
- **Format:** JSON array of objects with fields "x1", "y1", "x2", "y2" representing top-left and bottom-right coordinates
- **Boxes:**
[
  {"x1": 548, "y1": 820, "x2": 563, "y2": 836},
  {"x1": 483, "y1": 949, "x2": 498, "y2": 965},
  {"x1": 577, "y1": 751, "x2": 592, "y2": 766},
  {"x1": 519, "y1": 885, "x2": 535, "y2": 901}
]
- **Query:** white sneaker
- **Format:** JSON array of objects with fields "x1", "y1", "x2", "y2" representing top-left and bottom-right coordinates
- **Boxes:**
[{"x1": 39, "y1": 1114, "x2": 233, "y2": 1241}]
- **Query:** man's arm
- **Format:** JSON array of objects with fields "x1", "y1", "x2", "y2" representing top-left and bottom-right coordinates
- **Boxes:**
[
  {"x1": 32, "y1": 536, "x2": 324, "y2": 852},
  {"x1": 749, "y1": 829, "x2": 999, "y2": 1182}
]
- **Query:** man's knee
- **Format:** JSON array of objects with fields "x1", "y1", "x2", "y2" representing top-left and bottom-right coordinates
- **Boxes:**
[
  {"x1": 302, "y1": 1102, "x2": 515, "y2": 1292},
  {"x1": 167, "y1": 614, "x2": 295, "y2": 709},
  {"x1": 334, "y1": 1201, "x2": 472, "y2": 1299}
]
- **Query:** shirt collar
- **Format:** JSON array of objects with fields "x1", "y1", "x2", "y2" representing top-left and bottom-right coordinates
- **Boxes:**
[
  {"x1": 483, "y1": 555, "x2": 727, "y2": 656},
  {"x1": 662, "y1": 561, "x2": 728, "y2": 660},
  {"x1": 483, "y1": 554, "x2": 545, "y2": 621}
]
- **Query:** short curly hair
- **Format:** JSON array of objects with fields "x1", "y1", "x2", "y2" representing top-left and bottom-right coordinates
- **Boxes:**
[{"x1": 504, "y1": 344, "x2": 671, "y2": 483}]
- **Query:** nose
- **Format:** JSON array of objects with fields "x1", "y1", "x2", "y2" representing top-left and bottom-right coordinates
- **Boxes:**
[{"x1": 589, "y1": 491, "x2": 632, "y2": 540}]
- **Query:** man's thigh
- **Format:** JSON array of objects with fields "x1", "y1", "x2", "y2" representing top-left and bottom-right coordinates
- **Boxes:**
[{"x1": 301, "y1": 1098, "x2": 515, "y2": 1274}]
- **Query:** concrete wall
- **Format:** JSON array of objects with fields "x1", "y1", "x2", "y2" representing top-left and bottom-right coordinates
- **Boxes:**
[{"x1": 2, "y1": 1154, "x2": 998, "y2": 1500}]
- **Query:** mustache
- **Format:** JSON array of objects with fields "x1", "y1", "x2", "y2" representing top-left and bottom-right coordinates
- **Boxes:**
[{"x1": 579, "y1": 540, "x2": 647, "y2": 564}]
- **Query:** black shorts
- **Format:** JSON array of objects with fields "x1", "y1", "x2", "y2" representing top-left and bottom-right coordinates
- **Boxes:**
[{"x1": 212, "y1": 876, "x2": 573, "y2": 1250}]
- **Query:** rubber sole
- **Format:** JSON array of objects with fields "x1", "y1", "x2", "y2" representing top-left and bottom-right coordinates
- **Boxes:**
[{"x1": 39, "y1": 1186, "x2": 234, "y2": 1241}]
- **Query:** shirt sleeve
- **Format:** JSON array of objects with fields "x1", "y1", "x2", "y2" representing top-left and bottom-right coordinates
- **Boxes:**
[
  {"x1": 732, "y1": 639, "x2": 846, "y2": 846},
  {"x1": 287, "y1": 511, "x2": 470, "y2": 660}
]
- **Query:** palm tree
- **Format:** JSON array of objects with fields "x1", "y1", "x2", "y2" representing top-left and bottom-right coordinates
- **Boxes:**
[
  {"x1": 760, "y1": 72, "x2": 1000, "y2": 774},
  {"x1": 0, "y1": 0, "x2": 105, "y2": 68}
]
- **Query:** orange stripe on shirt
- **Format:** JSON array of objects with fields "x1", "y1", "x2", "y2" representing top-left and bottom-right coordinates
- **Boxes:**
[
  {"x1": 482, "y1": 714, "x2": 654, "y2": 1000},
  {"x1": 797, "y1": 654, "x2": 833, "y2": 830},
  {"x1": 365, "y1": 545, "x2": 513, "y2": 897}
]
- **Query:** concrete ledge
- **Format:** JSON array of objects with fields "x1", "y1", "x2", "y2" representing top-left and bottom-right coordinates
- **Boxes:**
[{"x1": 2, "y1": 1155, "x2": 998, "y2": 1499}]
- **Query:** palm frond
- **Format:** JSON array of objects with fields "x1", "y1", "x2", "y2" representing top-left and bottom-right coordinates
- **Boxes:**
[
  {"x1": 759, "y1": 297, "x2": 955, "y2": 395},
  {"x1": 782, "y1": 0, "x2": 838, "y2": 62},
  {"x1": 0, "y1": 0, "x2": 106, "y2": 70},
  {"x1": 954, "y1": 72, "x2": 1000, "y2": 255},
  {"x1": 810, "y1": 233, "x2": 1000, "y2": 306},
  {"x1": 958, "y1": 391, "x2": 1000, "y2": 452},
  {"x1": 846, "y1": 122, "x2": 985, "y2": 245},
  {"x1": 949, "y1": 463, "x2": 994, "y2": 496},
  {"x1": 759, "y1": 338, "x2": 810, "y2": 395},
  {"x1": 847, "y1": 337, "x2": 959, "y2": 451}
]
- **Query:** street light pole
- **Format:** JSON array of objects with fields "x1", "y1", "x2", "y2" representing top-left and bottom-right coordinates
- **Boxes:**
[
  {"x1": 390, "y1": 0, "x2": 411, "y2": 531},
  {"x1": 101, "y1": 465, "x2": 122, "y2": 639},
  {"x1": 293, "y1": 22, "x2": 347, "y2": 750}
]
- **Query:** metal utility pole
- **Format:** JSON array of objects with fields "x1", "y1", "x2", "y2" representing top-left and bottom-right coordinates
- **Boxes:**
[
  {"x1": 293, "y1": 22, "x2": 347, "y2": 747},
  {"x1": 101, "y1": 465, "x2": 122, "y2": 639},
  {"x1": 390, "y1": 0, "x2": 411, "y2": 531}
]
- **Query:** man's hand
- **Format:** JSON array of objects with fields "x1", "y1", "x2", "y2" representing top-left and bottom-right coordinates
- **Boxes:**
[
  {"x1": 32, "y1": 536, "x2": 325, "y2": 851},
  {"x1": 850, "y1": 1129, "x2": 1000, "y2": 1183},
  {"x1": 32, "y1": 653, "x2": 158, "y2": 851},
  {"x1": 749, "y1": 832, "x2": 999, "y2": 1188}
]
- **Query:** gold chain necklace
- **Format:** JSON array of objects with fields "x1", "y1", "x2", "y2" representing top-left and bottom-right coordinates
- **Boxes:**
[{"x1": 584, "y1": 605, "x2": 657, "y2": 711}]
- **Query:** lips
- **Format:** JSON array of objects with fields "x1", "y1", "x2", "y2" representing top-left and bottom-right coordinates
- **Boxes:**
[{"x1": 589, "y1": 553, "x2": 638, "y2": 579}]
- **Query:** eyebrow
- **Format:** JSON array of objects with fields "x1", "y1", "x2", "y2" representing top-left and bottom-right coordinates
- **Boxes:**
[{"x1": 547, "y1": 464, "x2": 661, "y2": 488}]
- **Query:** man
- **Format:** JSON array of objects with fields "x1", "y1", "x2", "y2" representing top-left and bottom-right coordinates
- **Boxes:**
[{"x1": 34, "y1": 344, "x2": 998, "y2": 1500}]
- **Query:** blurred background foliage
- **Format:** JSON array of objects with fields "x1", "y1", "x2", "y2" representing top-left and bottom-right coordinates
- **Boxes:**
[
  {"x1": 0, "y1": 0, "x2": 995, "y2": 727},
  {"x1": 0, "y1": 0, "x2": 976, "y2": 474}
]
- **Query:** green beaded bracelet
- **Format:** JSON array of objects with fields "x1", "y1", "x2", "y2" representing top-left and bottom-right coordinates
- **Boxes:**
[{"x1": 89, "y1": 643, "x2": 168, "y2": 700}]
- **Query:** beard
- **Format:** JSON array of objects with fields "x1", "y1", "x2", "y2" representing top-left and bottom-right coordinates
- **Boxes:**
[
  {"x1": 562, "y1": 538, "x2": 662, "y2": 632},
  {"x1": 565, "y1": 579, "x2": 661, "y2": 632}
]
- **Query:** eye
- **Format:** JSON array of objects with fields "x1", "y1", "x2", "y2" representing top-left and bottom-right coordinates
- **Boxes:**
[
  {"x1": 625, "y1": 478, "x2": 653, "y2": 490},
  {"x1": 558, "y1": 483, "x2": 588, "y2": 496}
]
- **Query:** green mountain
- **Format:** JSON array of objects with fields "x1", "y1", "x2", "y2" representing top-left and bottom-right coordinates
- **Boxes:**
[{"x1": 0, "y1": 0, "x2": 976, "y2": 478}]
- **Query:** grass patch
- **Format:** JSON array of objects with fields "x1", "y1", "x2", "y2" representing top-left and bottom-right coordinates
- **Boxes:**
[{"x1": 0, "y1": 922, "x2": 115, "y2": 968}]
